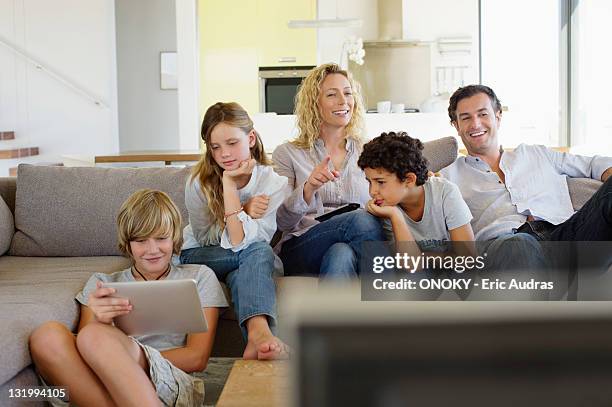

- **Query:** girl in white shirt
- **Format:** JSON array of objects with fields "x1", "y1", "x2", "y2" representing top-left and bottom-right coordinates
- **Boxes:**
[{"x1": 180, "y1": 102, "x2": 290, "y2": 360}]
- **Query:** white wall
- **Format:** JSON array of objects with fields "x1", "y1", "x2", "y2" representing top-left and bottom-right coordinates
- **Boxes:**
[
  {"x1": 0, "y1": 0, "x2": 119, "y2": 176},
  {"x1": 115, "y1": 0, "x2": 179, "y2": 152}
]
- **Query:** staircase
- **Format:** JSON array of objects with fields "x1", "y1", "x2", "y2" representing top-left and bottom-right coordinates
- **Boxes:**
[
  {"x1": 1, "y1": 35, "x2": 108, "y2": 178},
  {"x1": 0, "y1": 131, "x2": 15, "y2": 141},
  {"x1": 0, "y1": 131, "x2": 40, "y2": 176}
]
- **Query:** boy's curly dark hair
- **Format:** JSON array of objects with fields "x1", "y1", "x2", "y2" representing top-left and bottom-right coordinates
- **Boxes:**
[{"x1": 358, "y1": 131, "x2": 429, "y2": 186}]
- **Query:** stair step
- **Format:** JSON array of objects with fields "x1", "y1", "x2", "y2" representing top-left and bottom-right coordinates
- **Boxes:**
[
  {"x1": 0, "y1": 131, "x2": 15, "y2": 140},
  {"x1": 0, "y1": 147, "x2": 39, "y2": 159}
]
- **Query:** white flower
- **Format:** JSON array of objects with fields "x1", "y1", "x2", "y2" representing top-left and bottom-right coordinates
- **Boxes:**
[{"x1": 345, "y1": 36, "x2": 365, "y2": 65}]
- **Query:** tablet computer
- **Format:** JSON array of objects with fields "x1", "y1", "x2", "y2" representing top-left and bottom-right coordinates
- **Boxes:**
[
  {"x1": 103, "y1": 279, "x2": 208, "y2": 336},
  {"x1": 315, "y1": 203, "x2": 360, "y2": 222}
]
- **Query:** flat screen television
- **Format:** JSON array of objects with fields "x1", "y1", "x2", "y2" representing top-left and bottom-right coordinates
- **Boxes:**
[{"x1": 290, "y1": 300, "x2": 612, "y2": 407}]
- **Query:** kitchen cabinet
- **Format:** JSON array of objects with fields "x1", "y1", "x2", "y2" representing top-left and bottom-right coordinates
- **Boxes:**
[{"x1": 256, "y1": 0, "x2": 317, "y2": 67}]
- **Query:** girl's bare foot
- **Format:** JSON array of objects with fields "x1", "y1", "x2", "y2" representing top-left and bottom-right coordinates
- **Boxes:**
[{"x1": 243, "y1": 315, "x2": 290, "y2": 360}]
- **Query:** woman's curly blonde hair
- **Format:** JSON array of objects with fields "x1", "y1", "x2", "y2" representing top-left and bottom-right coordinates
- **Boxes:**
[{"x1": 292, "y1": 63, "x2": 366, "y2": 149}]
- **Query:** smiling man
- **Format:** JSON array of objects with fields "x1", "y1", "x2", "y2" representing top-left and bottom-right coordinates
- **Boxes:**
[{"x1": 440, "y1": 85, "x2": 612, "y2": 269}]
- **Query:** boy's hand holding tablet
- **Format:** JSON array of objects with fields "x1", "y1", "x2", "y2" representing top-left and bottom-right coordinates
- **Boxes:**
[{"x1": 88, "y1": 280, "x2": 132, "y2": 324}]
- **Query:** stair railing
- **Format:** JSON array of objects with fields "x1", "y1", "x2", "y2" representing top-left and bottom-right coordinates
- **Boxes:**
[{"x1": 0, "y1": 35, "x2": 109, "y2": 109}]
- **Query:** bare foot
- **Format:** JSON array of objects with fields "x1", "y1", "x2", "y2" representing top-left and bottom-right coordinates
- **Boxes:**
[{"x1": 243, "y1": 331, "x2": 290, "y2": 360}]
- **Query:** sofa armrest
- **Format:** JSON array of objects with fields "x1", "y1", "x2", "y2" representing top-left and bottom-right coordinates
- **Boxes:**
[
  {"x1": 0, "y1": 177, "x2": 16, "y2": 214},
  {"x1": 567, "y1": 177, "x2": 602, "y2": 211},
  {"x1": 0, "y1": 194, "x2": 14, "y2": 255}
]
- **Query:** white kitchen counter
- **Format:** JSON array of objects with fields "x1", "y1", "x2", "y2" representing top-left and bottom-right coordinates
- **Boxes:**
[
  {"x1": 252, "y1": 112, "x2": 457, "y2": 152},
  {"x1": 252, "y1": 111, "x2": 602, "y2": 154}
]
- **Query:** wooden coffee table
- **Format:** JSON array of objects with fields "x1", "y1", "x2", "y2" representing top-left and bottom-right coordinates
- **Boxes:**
[{"x1": 216, "y1": 360, "x2": 290, "y2": 407}]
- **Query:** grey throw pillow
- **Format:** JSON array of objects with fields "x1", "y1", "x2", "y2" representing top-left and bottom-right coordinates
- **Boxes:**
[
  {"x1": 0, "y1": 194, "x2": 14, "y2": 255},
  {"x1": 422, "y1": 137, "x2": 458, "y2": 173},
  {"x1": 10, "y1": 165, "x2": 191, "y2": 257}
]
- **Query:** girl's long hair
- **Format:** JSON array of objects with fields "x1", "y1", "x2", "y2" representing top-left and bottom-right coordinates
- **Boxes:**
[
  {"x1": 292, "y1": 63, "x2": 366, "y2": 150},
  {"x1": 191, "y1": 102, "x2": 270, "y2": 230}
]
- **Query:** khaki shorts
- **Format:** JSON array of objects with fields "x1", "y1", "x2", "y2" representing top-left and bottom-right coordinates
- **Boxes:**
[
  {"x1": 138, "y1": 340, "x2": 205, "y2": 406},
  {"x1": 38, "y1": 337, "x2": 204, "y2": 407}
]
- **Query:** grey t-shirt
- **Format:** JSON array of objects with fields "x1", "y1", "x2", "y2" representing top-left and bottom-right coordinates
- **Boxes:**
[
  {"x1": 76, "y1": 264, "x2": 228, "y2": 351},
  {"x1": 382, "y1": 177, "x2": 473, "y2": 252}
]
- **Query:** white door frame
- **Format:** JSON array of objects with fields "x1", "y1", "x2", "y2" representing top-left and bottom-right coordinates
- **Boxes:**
[{"x1": 176, "y1": 0, "x2": 200, "y2": 150}]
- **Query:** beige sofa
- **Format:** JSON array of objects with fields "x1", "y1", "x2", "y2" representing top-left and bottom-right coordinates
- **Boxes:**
[
  {"x1": 0, "y1": 165, "x2": 245, "y2": 404},
  {"x1": 0, "y1": 137, "x2": 601, "y2": 405}
]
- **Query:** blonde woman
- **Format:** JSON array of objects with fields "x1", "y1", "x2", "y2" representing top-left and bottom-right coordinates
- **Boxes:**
[
  {"x1": 180, "y1": 102, "x2": 290, "y2": 360},
  {"x1": 273, "y1": 63, "x2": 384, "y2": 279}
]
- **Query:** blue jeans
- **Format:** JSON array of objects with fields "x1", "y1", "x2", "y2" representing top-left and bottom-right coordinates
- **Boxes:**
[
  {"x1": 280, "y1": 210, "x2": 385, "y2": 280},
  {"x1": 479, "y1": 232, "x2": 549, "y2": 271},
  {"x1": 551, "y1": 176, "x2": 612, "y2": 241},
  {"x1": 180, "y1": 241, "x2": 276, "y2": 339}
]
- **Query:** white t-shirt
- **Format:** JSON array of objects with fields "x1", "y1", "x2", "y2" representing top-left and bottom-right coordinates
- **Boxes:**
[
  {"x1": 76, "y1": 264, "x2": 228, "y2": 351},
  {"x1": 382, "y1": 177, "x2": 472, "y2": 252}
]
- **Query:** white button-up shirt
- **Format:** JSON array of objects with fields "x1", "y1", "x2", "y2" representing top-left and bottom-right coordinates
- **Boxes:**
[{"x1": 441, "y1": 144, "x2": 612, "y2": 241}]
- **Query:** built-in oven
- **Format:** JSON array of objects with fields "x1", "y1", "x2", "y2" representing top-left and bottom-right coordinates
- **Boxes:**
[{"x1": 258, "y1": 66, "x2": 314, "y2": 115}]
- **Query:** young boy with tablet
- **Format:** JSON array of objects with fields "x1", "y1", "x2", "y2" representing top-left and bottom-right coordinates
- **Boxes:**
[{"x1": 29, "y1": 189, "x2": 228, "y2": 406}]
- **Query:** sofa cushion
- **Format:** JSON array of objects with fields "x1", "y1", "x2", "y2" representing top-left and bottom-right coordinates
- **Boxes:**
[
  {"x1": 0, "y1": 256, "x2": 131, "y2": 385},
  {"x1": 0, "y1": 195, "x2": 13, "y2": 255},
  {"x1": 0, "y1": 367, "x2": 44, "y2": 406},
  {"x1": 10, "y1": 165, "x2": 191, "y2": 256},
  {"x1": 0, "y1": 176, "x2": 16, "y2": 213},
  {"x1": 567, "y1": 177, "x2": 602, "y2": 211},
  {"x1": 422, "y1": 136, "x2": 458, "y2": 173}
]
